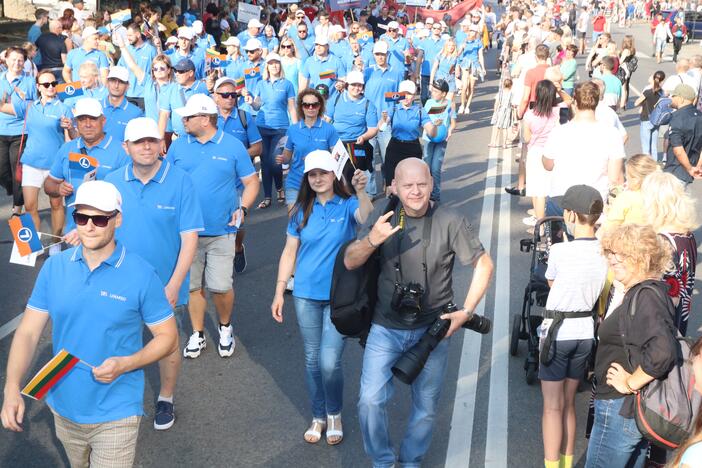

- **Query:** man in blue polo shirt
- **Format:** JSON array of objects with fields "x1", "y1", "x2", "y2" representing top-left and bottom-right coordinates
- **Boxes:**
[
  {"x1": 63, "y1": 26, "x2": 110, "y2": 84},
  {"x1": 158, "y1": 58, "x2": 209, "y2": 139},
  {"x1": 240, "y1": 39, "x2": 265, "y2": 114},
  {"x1": 379, "y1": 21, "x2": 410, "y2": 72},
  {"x1": 166, "y1": 94, "x2": 260, "y2": 360},
  {"x1": 117, "y1": 23, "x2": 157, "y2": 111},
  {"x1": 0, "y1": 180, "x2": 177, "y2": 467},
  {"x1": 237, "y1": 19, "x2": 268, "y2": 50},
  {"x1": 105, "y1": 117, "x2": 203, "y2": 431},
  {"x1": 288, "y1": 21, "x2": 315, "y2": 60},
  {"x1": 300, "y1": 36, "x2": 347, "y2": 101},
  {"x1": 45, "y1": 98, "x2": 130, "y2": 245},
  {"x1": 101, "y1": 66, "x2": 144, "y2": 141},
  {"x1": 214, "y1": 77, "x2": 262, "y2": 157},
  {"x1": 416, "y1": 24, "x2": 445, "y2": 104},
  {"x1": 169, "y1": 28, "x2": 206, "y2": 80}
]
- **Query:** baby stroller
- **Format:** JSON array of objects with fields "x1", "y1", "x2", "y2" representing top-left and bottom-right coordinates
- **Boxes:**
[{"x1": 510, "y1": 216, "x2": 565, "y2": 385}]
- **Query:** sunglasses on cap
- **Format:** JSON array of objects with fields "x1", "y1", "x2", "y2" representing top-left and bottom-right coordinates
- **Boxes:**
[
  {"x1": 73, "y1": 211, "x2": 117, "y2": 227},
  {"x1": 217, "y1": 92, "x2": 237, "y2": 99},
  {"x1": 302, "y1": 101, "x2": 321, "y2": 108},
  {"x1": 39, "y1": 81, "x2": 59, "y2": 88}
]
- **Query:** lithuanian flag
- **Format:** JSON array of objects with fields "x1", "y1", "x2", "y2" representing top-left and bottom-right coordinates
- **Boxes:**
[
  {"x1": 234, "y1": 77, "x2": 245, "y2": 91},
  {"x1": 319, "y1": 70, "x2": 337, "y2": 80},
  {"x1": 21, "y1": 349, "x2": 80, "y2": 400}
]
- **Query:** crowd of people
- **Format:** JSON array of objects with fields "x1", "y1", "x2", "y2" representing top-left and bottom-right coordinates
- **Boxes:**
[{"x1": 0, "y1": 0, "x2": 701, "y2": 467}]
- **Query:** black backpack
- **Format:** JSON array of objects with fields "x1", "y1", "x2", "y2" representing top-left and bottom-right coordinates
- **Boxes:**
[{"x1": 330, "y1": 196, "x2": 399, "y2": 343}]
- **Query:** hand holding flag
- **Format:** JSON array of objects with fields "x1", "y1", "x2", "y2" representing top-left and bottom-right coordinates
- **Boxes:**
[
  {"x1": 8, "y1": 214, "x2": 42, "y2": 257},
  {"x1": 21, "y1": 349, "x2": 87, "y2": 400}
]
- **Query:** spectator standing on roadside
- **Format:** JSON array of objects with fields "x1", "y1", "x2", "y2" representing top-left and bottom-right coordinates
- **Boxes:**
[
  {"x1": 663, "y1": 84, "x2": 702, "y2": 184},
  {"x1": 36, "y1": 20, "x2": 69, "y2": 83},
  {"x1": 671, "y1": 14, "x2": 687, "y2": 63},
  {"x1": 634, "y1": 70, "x2": 665, "y2": 161},
  {"x1": 652, "y1": 13, "x2": 672, "y2": 63},
  {"x1": 28, "y1": 9, "x2": 49, "y2": 68}
]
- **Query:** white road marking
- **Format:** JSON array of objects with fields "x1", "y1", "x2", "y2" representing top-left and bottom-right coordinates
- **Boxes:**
[{"x1": 0, "y1": 313, "x2": 23, "y2": 341}]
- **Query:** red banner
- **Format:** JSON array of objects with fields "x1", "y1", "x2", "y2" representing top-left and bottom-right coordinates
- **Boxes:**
[{"x1": 395, "y1": 0, "x2": 483, "y2": 27}]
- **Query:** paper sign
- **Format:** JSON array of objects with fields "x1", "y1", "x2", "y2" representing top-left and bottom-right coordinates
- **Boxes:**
[
  {"x1": 10, "y1": 241, "x2": 38, "y2": 267},
  {"x1": 237, "y1": 3, "x2": 262, "y2": 24},
  {"x1": 406, "y1": 0, "x2": 426, "y2": 6},
  {"x1": 331, "y1": 140, "x2": 350, "y2": 180}
]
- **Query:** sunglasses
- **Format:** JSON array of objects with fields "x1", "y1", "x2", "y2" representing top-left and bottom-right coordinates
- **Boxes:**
[
  {"x1": 153, "y1": 66, "x2": 169, "y2": 72},
  {"x1": 174, "y1": 69, "x2": 191, "y2": 74},
  {"x1": 39, "y1": 81, "x2": 59, "y2": 88},
  {"x1": 280, "y1": 44, "x2": 293, "y2": 49},
  {"x1": 388, "y1": 28, "x2": 398, "y2": 32},
  {"x1": 299, "y1": 30, "x2": 308, "y2": 34},
  {"x1": 246, "y1": 50, "x2": 257, "y2": 54},
  {"x1": 73, "y1": 211, "x2": 117, "y2": 227},
  {"x1": 217, "y1": 92, "x2": 237, "y2": 99},
  {"x1": 302, "y1": 101, "x2": 320, "y2": 108},
  {"x1": 183, "y1": 114, "x2": 207, "y2": 121}
]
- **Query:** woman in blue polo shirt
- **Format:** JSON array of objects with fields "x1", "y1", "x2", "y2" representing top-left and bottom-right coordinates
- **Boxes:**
[
  {"x1": 222, "y1": 36, "x2": 245, "y2": 79},
  {"x1": 248, "y1": 53, "x2": 298, "y2": 208},
  {"x1": 62, "y1": 61, "x2": 107, "y2": 108},
  {"x1": 271, "y1": 150, "x2": 372, "y2": 446},
  {"x1": 381, "y1": 80, "x2": 438, "y2": 189},
  {"x1": 278, "y1": 88, "x2": 339, "y2": 209},
  {"x1": 430, "y1": 38, "x2": 459, "y2": 106},
  {"x1": 457, "y1": 25, "x2": 484, "y2": 115}
]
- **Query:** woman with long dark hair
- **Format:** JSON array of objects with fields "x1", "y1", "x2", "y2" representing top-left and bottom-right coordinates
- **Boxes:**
[
  {"x1": 635, "y1": 70, "x2": 665, "y2": 161},
  {"x1": 271, "y1": 150, "x2": 372, "y2": 446}
]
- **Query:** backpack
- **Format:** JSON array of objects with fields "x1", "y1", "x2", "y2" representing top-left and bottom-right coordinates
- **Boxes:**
[
  {"x1": 621, "y1": 284, "x2": 702, "y2": 450},
  {"x1": 330, "y1": 196, "x2": 399, "y2": 342},
  {"x1": 649, "y1": 96, "x2": 674, "y2": 128}
]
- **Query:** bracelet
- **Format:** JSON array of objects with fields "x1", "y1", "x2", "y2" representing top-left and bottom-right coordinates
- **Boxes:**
[
  {"x1": 625, "y1": 379, "x2": 639, "y2": 394},
  {"x1": 366, "y1": 235, "x2": 378, "y2": 249}
]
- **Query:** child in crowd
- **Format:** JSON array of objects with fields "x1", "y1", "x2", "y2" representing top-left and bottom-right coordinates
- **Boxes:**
[
  {"x1": 489, "y1": 78, "x2": 515, "y2": 148},
  {"x1": 599, "y1": 56, "x2": 622, "y2": 110}
]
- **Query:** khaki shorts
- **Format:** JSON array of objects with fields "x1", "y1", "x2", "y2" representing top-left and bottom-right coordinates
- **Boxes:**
[
  {"x1": 189, "y1": 234, "x2": 236, "y2": 293},
  {"x1": 52, "y1": 411, "x2": 141, "y2": 468}
]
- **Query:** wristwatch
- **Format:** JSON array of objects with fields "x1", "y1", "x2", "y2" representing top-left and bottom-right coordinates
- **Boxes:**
[{"x1": 241, "y1": 206, "x2": 248, "y2": 217}]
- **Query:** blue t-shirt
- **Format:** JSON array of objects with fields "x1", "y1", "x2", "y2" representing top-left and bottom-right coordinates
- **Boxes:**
[
  {"x1": 326, "y1": 92, "x2": 379, "y2": 141},
  {"x1": 63, "y1": 86, "x2": 108, "y2": 109},
  {"x1": 434, "y1": 54, "x2": 459, "y2": 81},
  {"x1": 65, "y1": 48, "x2": 110, "y2": 81},
  {"x1": 168, "y1": 50, "x2": 206, "y2": 79},
  {"x1": 284, "y1": 119, "x2": 339, "y2": 192},
  {"x1": 159, "y1": 82, "x2": 210, "y2": 136},
  {"x1": 117, "y1": 42, "x2": 157, "y2": 98},
  {"x1": 16, "y1": 98, "x2": 72, "y2": 169},
  {"x1": 460, "y1": 39, "x2": 483, "y2": 68},
  {"x1": 418, "y1": 37, "x2": 445, "y2": 76},
  {"x1": 105, "y1": 161, "x2": 204, "y2": 305},
  {"x1": 167, "y1": 129, "x2": 256, "y2": 236},
  {"x1": 0, "y1": 72, "x2": 37, "y2": 136},
  {"x1": 27, "y1": 242, "x2": 173, "y2": 424},
  {"x1": 287, "y1": 195, "x2": 359, "y2": 300},
  {"x1": 253, "y1": 78, "x2": 296, "y2": 129},
  {"x1": 422, "y1": 98, "x2": 454, "y2": 142},
  {"x1": 379, "y1": 35, "x2": 409, "y2": 71},
  {"x1": 101, "y1": 97, "x2": 144, "y2": 142},
  {"x1": 222, "y1": 55, "x2": 245, "y2": 79},
  {"x1": 364, "y1": 64, "x2": 404, "y2": 115},
  {"x1": 387, "y1": 103, "x2": 431, "y2": 141}
]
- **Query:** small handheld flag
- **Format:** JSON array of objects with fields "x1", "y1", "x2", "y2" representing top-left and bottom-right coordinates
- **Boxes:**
[
  {"x1": 69, "y1": 152, "x2": 99, "y2": 173},
  {"x1": 234, "y1": 77, "x2": 245, "y2": 91},
  {"x1": 57, "y1": 81, "x2": 84, "y2": 101},
  {"x1": 8, "y1": 214, "x2": 42, "y2": 257},
  {"x1": 244, "y1": 66, "x2": 261, "y2": 80},
  {"x1": 206, "y1": 49, "x2": 231, "y2": 68},
  {"x1": 21, "y1": 349, "x2": 81, "y2": 400},
  {"x1": 427, "y1": 104, "x2": 448, "y2": 115},
  {"x1": 319, "y1": 70, "x2": 337, "y2": 81},
  {"x1": 385, "y1": 91, "x2": 408, "y2": 102},
  {"x1": 111, "y1": 9, "x2": 132, "y2": 25}
]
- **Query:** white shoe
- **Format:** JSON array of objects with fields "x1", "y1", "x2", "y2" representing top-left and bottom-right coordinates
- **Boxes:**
[
  {"x1": 522, "y1": 215, "x2": 537, "y2": 226},
  {"x1": 183, "y1": 332, "x2": 206, "y2": 358},
  {"x1": 217, "y1": 324, "x2": 235, "y2": 358},
  {"x1": 464, "y1": 107, "x2": 470, "y2": 115},
  {"x1": 458, "y1": 104, "x2": 465, "y2": 114}
]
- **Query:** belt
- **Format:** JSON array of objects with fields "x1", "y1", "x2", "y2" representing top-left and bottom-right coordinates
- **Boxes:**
[
  {"x1": 391, "y1": 137, "x2": 419, "y2": 144},
  {"x1": 540, "y1": 309, "x2": 593, "y2": 366}
]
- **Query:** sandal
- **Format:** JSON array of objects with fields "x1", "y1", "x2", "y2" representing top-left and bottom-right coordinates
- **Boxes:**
[
  {"x1": 257, "y1": 198, "x2": 272, "y2": 209},
  {"x1": 276, "y1": 189, "x2": 285, "y2": 204},
  {"x1": 326, "y1": 413, "x2": 343, "y2": 445},
  {"x1": 304, "y1": 418, "x2": 326, "y2": 444}
]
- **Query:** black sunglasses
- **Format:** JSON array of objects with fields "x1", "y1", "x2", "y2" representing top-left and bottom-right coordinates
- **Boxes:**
[
  {"x1": 246, "y1": 50, "x2": 258, "y2": 53},
  {"x1": 217, "y1": 92, "x2": 237, "y2": 99},
  {"x1": 39, "y1": 81, "x2": 59, "y2": 88},
  {"x1": 280, "y1": 44, "x2": 293, "y2": 49},
  {"x1": 302, "y1": 101, "x2": 320, "y2": 108},
  {"x1": 73, "y1": 211, "x2": 117, "y2": 227}
]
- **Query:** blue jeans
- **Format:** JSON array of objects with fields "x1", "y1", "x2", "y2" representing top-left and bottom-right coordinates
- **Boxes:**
[
  {"x1": 639, "y1": 120, "x2": 659, "y2": 162},
  {"x1": 293, "y1": 297, "x2": 346, "y2": 419},
  {"x1": 585, "y1": 398, "x2": 648, "y2": 468},
  {"x1": 423, "y1": 140, "x2": 447, "y2": 201},
  {"x1": 545, "y1": 196, "x2": 564, "y2": 217},
  {"x1": 369, "y1": 126, "x2": 392, "y2": 196},
  {"x1": 358, "y1": 324, "x2": 450, "y2": 468},
  {"x1": 258, "y1": 127, "x2": 285, "y2": 199}
]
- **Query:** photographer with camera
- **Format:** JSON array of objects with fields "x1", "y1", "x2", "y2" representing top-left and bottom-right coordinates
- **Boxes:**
[{"x1": 343, "y1": 158, "x2": 494, "y2": 467}]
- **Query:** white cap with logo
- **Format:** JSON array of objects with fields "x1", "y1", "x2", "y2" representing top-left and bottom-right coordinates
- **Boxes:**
[
  {"x1": 248, "y1": 18, "x2": 264, "y2": 29},
  {"x1": 304, "y1": 150, "x2": 337, "y2": 173},
  {"x1": 244, "y1": 38, "x2": 263, "y2": 50},
  {"x1": 265, "y1": 52, "x2": 282, "y2": 63},
  {"x1": 373, "y1": 41, "x2": 389, "y2": 54},
  {"x1": 124, "y1": 117, "x2": 161, "y2": 142},
  {"x1": 221, "y1": 36, "x2": 240, "y2": 47},
  {"x1": 399, "y1": 80, "x2": 417, "y2": 95},
  {"x1": 107, "y1": 66, "x2": 129, "y2": 82},
  {"x1": 81, "y1": 26, "x2": 98, "y2": 39},
  {"x1": 214, "y1": 77, "x2": 236, "y2": 91},
  {"x1": 70, "y1": 180, "x2": 123, "y2": 213},
  {"x1": 175, "y1": 93, "x2": 218, "y2": 117},
  {"x1": 314, "y1": 36, "x2": 329, "y2": 46},
  {"x1": 347, "y1": 70, "x2": 364, "y2": 85},
  {"x1": 73, "y1": 97, "x2": 103, "y2": 117}
]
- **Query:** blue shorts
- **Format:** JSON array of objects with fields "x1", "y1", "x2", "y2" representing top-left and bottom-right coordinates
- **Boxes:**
[{"x1": 539, "y1": 338, "x2": 594, "y2": 381}]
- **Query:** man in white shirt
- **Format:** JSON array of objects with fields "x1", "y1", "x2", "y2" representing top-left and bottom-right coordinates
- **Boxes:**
[
  {"x1": 663, "y1": 58, "x2": 698, "y2": 94},
  {"x1": 592, "y1": 78, "x2": 629, "y2": 144}
]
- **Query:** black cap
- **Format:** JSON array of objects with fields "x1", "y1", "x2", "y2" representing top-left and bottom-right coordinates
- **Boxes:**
[
  {"x1": 432, "y1": 79, "x2": 449, "y2": 93},
  {"x1": 173, "y1": 58, "x2": 195, "y2": 72},
  {"x1": 315, "y1": 83, "x2": 329, "y2": 97},
  {"x1": 559, "y1": 185, "x2": 603, "y2": 215}
]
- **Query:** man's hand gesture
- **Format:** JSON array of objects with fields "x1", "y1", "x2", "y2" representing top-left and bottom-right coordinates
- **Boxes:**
[{"x1": 368, "y1": 211, "x2": 401, "y2": 247}]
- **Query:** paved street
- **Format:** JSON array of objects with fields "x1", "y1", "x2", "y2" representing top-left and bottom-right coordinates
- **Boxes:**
[{"x1": 1, "y1": 19, "x2": 701, "y2": 468}]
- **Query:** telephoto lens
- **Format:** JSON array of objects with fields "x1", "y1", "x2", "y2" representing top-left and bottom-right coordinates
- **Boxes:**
[
  {"x1": 391, "y1": 318, "x2": 450, "y2": 385},
  {"x1": 463, "y1": 313, "x2": 492, "y2": 334}
]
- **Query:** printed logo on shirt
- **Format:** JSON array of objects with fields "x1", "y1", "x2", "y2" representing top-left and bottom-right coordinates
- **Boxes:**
[
  {"x1": 211, "y1": 156, "x2": 228, "y2": 161},
  {"x1": 329, "y1": 217, "x2": 346, "y2": 223},
  {"x1": 156, "y1": 204, "x2": 176, "y2": 210},
  {"x1": 100, "y1": 290, "x2": 127, "y2": 302}
]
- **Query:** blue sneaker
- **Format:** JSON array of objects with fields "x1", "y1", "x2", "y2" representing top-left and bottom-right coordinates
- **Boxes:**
[{"x1": 154, "y1": 400, "x2": 175, "y2": 430}]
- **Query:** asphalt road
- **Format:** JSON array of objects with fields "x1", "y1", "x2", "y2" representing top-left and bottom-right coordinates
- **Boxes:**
[{"x1": 1, "y1": 19, "x2": 701, "y2": 468}]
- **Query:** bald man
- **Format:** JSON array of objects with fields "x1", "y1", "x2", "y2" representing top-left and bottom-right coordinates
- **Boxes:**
[
  {"x1": 36, "y1": 19, "x2": 68, "y2": 82},
  {"x1": 344, "y1": 158, "x2": 494, "y2": 467}
]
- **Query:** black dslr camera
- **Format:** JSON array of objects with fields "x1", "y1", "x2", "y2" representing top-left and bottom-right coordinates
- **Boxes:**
[
  {"x1": 391, "y1": 304, "x2": 492, "y2": 385},
  {"x1": 391, "y1": 282, "x2": 425, "y2": 326}
]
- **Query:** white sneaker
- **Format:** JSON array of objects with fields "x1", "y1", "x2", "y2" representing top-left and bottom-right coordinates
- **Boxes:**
[
  {"x1": 458, "y1": 104, "x2": 465, "y2": 114},
  {"x1": 218, "y1": 324, "x2": 235, "y2": 358},
  {"x1": 183, "y1": 332, "x2": 206, "y2": 358},
  {"x1": 522, "y1": 215, "x2": 537, "y2": 227},
  {"x1": 464, "y1": 107, "x2": 470, "y2": 115}
]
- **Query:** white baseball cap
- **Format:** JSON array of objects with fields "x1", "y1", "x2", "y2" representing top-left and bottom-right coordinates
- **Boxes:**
[
  {"x1": 388, "y1": 21, "x2": 400, "y2": 30},
  {"x1": 461, "y1": 18, "x2": 471, "y2": 26},
  {"x1": 81, "y1": 26, "x2": 98, "y2": 39},
  {"x1": 314, "y1": 36, "x2": 329, "y2": 46},
  {"x1": 177, "y1": 27, "x2": 194, "y2": 40},
  {"x1": 214, "y1": 77, "x2": 236, "y2": 91},
  {"x1": 373, "y1": 41, "x2": 389, "y2": 54},
  {"x1": 415, "y1": 22, "x2": 425, "y2": 29},
  {"x1": 124, "y1": 117, "x2": 160, "y2": 142},
  {"x1": 73, "y1": 97, "x2": 103, "y2": 117},
  {"x1": 244, "y1": 38, "x2": 263, "y2": 51},
  {"x1": 107, "y1": 66, "x2": 129, "y2": 82},
  {"x1": 425, "y1": 17, "x2": 435, "y2": 24},
  {"x1": 192, "y1": 20, "x2": 204, "y2": 34},
  {"x1": 165, "y1": 36, "x2": 178, "y2": 44},
  {"x1": 221, "y1": 36, "x2": 240, "y2": 47},
  {"x1": 398, "y1": 80, "x2": 416, "y2": 95},
  {"x1": 304, "y1": 150, "x2": 337, "y2": 173},
  {"x1": 332, "y1": 24, "x2": 345, "y2": 34},
  {"x1": 70, "y1": 180, "x2": 123, "y2": 213},
  {"x1": 175, "y1": 93, "x2": 218, "y2": 117},
  {"x1": 265, "y1": 52, "x2": 282, "y2": 63},
  {"x1": 347, "y1": 70, "x2": 364, "y2": 84},
  {"x1": 248, "y1": 18, "x2": 264, "y2": 29}
]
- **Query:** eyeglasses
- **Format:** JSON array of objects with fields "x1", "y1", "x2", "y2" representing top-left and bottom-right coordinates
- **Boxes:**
[
  {"x1": 280, "y1": 44, "x2": 293, "y2": 49},
  {"x1": 217, "y1": 92, "x2": 237, "y2": 99},
  {"x1": 38, "y1": 81, "x2": 59, "y2": 88},
  {"x1": 153, "y1": 66, "x2": 169, "y2": 72},
  {"x1": 246, "y1": 50, "x2": 257, "y2": 54},
  {"x1": 603, "y1": 249, "x2": 627, "y2": 263},
  {"x1": 174, "y1": 69, "x2": 191, "y2": 74},
  {"x1": 183, "y1": 114, "x2": 207, "y2": 121},
  {"x1": 302, "y1": 101, "x2": 321, "y2": 108},
  {"x1": 73, "y1": 211, "x2": 117, "y2": 227}
]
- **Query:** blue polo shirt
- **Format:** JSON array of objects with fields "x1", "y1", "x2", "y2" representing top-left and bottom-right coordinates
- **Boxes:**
[
  {"x1": 253, "y1": 78, "x2": 296, "y2": 129},
  {"x1": 266, "y1": 37, "x2": 280, "y2": 52},
  {"x1": 105, "y1": 161, "x2": 204, "y2": 305},
  {"x1": 237, "y1": 31, "x2": 268, "y2": 49},
  {"x1": 287, "y1": 195, "x2": 359, "y2": 300},
  {"x1": 27, "y1": 242, "x2": 173, "y2": 424},
  {"x1": 284, "y1": 119, "x2": 339, "y2": 192},
  {"x1": 0, "y1": 71, "x2": 37, "y2": 136},
  {"x1": 50, "y1": 135, "x2": 129, "y2": 231},
  {"x1": 460, "y1": 39, "x2": 482, "y2": 68},
  {"x1": 301, "y1": 54, "x2": 346, "y2": 99},
  {"x1": 195, "y1": 33, "x2": 216, "y2": 51},
  {"x1": 326, "y1": 92, "x2": 378, "y2": 141},
  {"x1": 364, "y1": 64, "x2": 404, "y2": 114},
  {"x1": 329, "y1": 40, "x2": 351, "y2": 60},
  {"x1": 65, "y1": 48, "x2": 110, "y2": 81},
  {"x1": 139, "y1": 76, "x2": 173, "y2": 131},
  {"x1": 117, "y1": 42, "x2": 157, "y2": 98},
  {"x1": 63, "y1": 86, "x2": 108, "y2": 109},
  {"x1": 101, "y1": 97, "x2": 144, "y2": 141},
  {"x1": 417, "y1": 36, "x2": 445, "y2": 76},
  {"x1": 342, "y1": 48, "x2": 374, "y2": 74},
  {"x1": 379, "y1": 35, "x2": 409, "y2": 71},
  {"x1": 15, "y1": 98, "x2": 72, "y2": 169},
  {"x1": 159, "y1": 82, "x2": 209, "y2": 136},
  {"x1": 422, "y1": 98, "x2": 454, "y2": 142},
  {"x1": 387, "y1": 103, "x2": 431, "y2": 141},
  {"x1": 218, "y1": 110, "x2": 262, "y2": 147},
  {"x1": 434, "y1": 54, "x2": 459, "y2": 80},
  {"x1": 222, "y1": 56, "x2": 245, "y2": 79},
  {"x1": 169, "y1": 50, "x2": 206, "y2": 79},
  {"x1": 240, "y1": 59, "x2": 264, "y2": 96},
  {"x1": 289, "y1": 33, "x2": 315, "y2": 60},
  {"x1": 167, "y1": 129, "x2": 256, "y2": 236}
]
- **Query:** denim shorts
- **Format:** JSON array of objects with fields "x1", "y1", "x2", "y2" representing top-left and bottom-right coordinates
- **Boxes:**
[{"x1": 539, "y1": 338, "x2": 594, "y2": 381}]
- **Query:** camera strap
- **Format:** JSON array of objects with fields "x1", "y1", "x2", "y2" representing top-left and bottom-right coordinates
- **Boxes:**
[{"x1": 394, "y1": 203, "x2": 434, "y2": 290}]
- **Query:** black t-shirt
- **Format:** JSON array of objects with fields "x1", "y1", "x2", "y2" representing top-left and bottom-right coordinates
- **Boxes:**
[
  {"x1": 666, "y1": 104, "x2": 702, "y2": 183},
  {"x1": 36, "y1": 32, "x2": 67, "y2": 69},
  {"x1": 640, "y1": 88, "x2": 662, "y2": 121},
  {"x1": 358, "y1": 202, "x2": 485, "y2": 330}
]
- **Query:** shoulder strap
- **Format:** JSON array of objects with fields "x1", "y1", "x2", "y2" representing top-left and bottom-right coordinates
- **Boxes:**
[
  {"x1": 329, "y1": 92, "x2": 343, "y2": 125},
  {"x1": 237, "y1": 107, "x2": 247, "y2": 129}
]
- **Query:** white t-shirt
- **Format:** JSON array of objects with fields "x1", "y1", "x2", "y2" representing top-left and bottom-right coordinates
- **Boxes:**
[
  {"x1": 577, "y1": 12, "x2": 590, "y2": 32},
  {"x1": 543, "y1": 120, "x2": 626, "y2": 199},
  {"x1": 545, "y1": 239, "x2": 608, "y2": 340},
  {"x1": 595, "y1": 103, "x2": 627, "y2": 140},
  {"x1": 663, "y1": 72, "x2": 699, "y2": 95}
]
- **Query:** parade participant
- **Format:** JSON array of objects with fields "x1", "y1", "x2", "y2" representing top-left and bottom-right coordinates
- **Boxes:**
[
  {"x1": 422, "y1": 79, "x2": 456, "y2": 202},
  {"x1": 288, "y1": 21, "x2": 315, "y2": 61},
  {"x1": 344, "y1": 158, "x2": 493, "y2": 468},
  {"x1": 458, "y1": 25, "x2": 484, "y2": 115},
  {"x1": 248, "y1": 54, "x2": 297, "y2": 208},
  {"x1": 105, "y1": 117, "x2": 203, "y2": 431},
  {"x1": 116, "y1": 22, "x2": 157, "y2": 111},
  {"x1": 221, "y1": 36, "x2": 244, "y2": 79},
  {"x1": 0, "y1": 46, "x2": 36, "y2": 214},
  {"x1": 62, "y1": 26, "x2": 109, "y2": 84},
  {"x1": 329, "y1": 25, "x2": 350, "y2": 61},
  {"x1": 240, "y1": 39, "x2": 266, "y2": 108},
  {"x1": 45, "y1": 98, "x2": 129, "y2": 244},
  {"x1": 170, "y1": 28, "x2": 206, "y2": 80},
  {"x1": 192, "y1": 20, "x2": 216, "y2": 52},
  {"x1": 238, "y1": 19, "x2": 267, "y2": 50},
  {"x1": 36, "y1": 20, "x2": 69, "y2": 83},
  {"x1": 430, "y1": 39, "x2": 459, "y2": 106},
  {"x1": 300, "y1": 36, "x2": 346, "y2": 102},
  {"x1": 62, "y1": 61, "x2": 107, "y2": 108},
  {"x1": 100, "y1": 66, "x2": 144, "y2": 142},
  {"x1": 379, "y1": 21, "x2": 409, "y2": 72},
  {"x1": 279, "y1": 36, "x2": 301, "y2": 95},
  {"x1": 662, "y1": 84, "x2": 702, "y2": 184},
  {"x1": 0, "y1": 180, "x2": 177, "y2": 468},
  {"x1": 264, "y1": 25, "x2": 279, "y2": 53},
  {"x1": 382, "y1": 80, "x2": 438, "y2": 189},
  {"x1": 416, "y1": 21, "x2": 445, "y2": 104},
  {"x1": 166, "y1": 94, "x2": 259, "y2": 359},
  {"x1": 158, "y1": 58, "x2": 209, "y2": 141},
  {"x1": 271, "y1": 150, "x2": 372, "y2": 445},
  {"x1": 277, "y1": 89, "x2": 339, "y2": 207}
]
